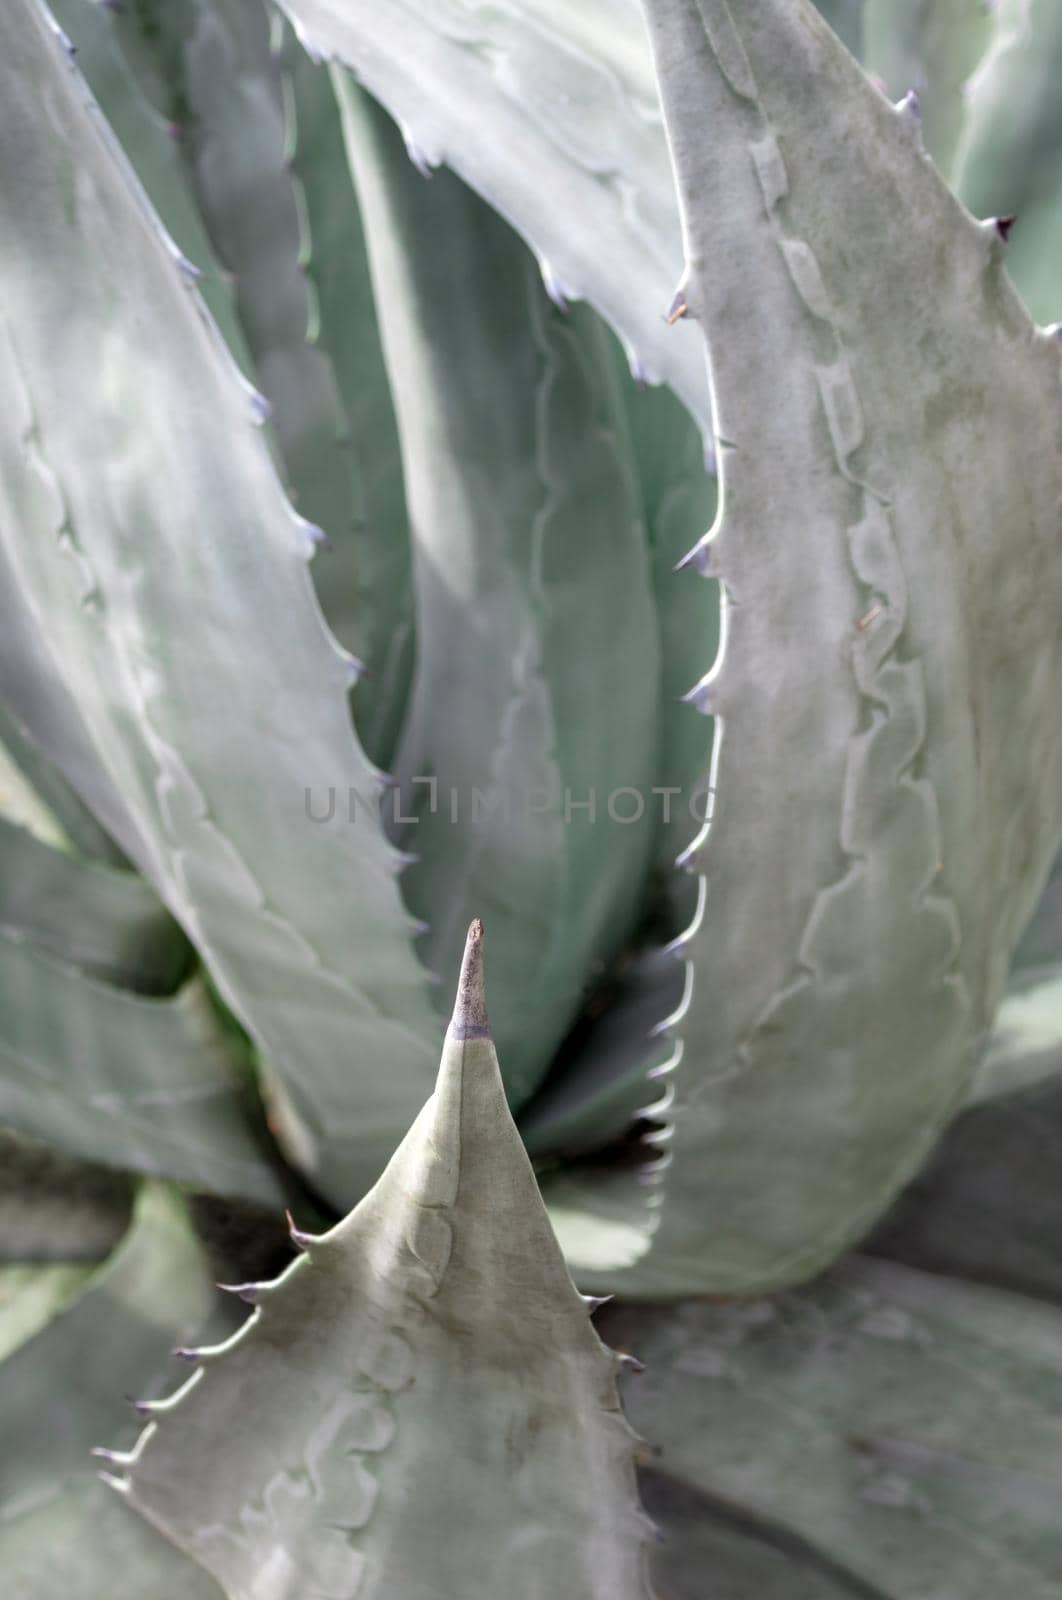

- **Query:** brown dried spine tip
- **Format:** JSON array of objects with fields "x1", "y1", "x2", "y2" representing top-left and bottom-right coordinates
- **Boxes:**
[{"x1": 450, "y1": 918, "x2": 491, "y2": 1040}]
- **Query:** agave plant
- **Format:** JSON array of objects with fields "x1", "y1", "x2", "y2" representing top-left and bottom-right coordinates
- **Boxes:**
[{"x1": 2, "y1": 0, "x2": 1061, "y2": 1594}]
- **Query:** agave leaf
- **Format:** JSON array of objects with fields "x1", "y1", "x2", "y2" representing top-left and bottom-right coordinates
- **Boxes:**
[
  {"x1": 272, "y1": 0, "x2": 709, "y2": 426},
  {"x1": 967, "y1": 848, "x2": 1062, "y2": 1107},
  {"x1": 548, "y1": 0, "x2": 1062, "y2": 1296},
  {"x1": 118, "y1": 0, "x2": 365, "y2": 646},
  {"x1": 115, "y1": 923, "x2": 650, "y2": 1600},
  {"x1": 341, "y1": 91, "x2": 661, "y2": 1110},
  {"x1": 862, "y1": 0, "x2": 994, "y2": 173},
  {"x1": 0, "y1": 1264, "x2": 96, "y2": 1363},
  {"x1": 66, "y1": 0, "x2": 415, "y2": 771},
  {"x1": 0, "y1": 1131, "x2": 132, "y2": 1264},
  {"x1": 951, "y1": 0, "x2": 1062, "y2": 326},
  {"x1": 637, "y1": 1470, "x2": 868, "y2": 1599},
  {"x1": 869, "y1": 1072, "x2": 1062, "y2": 1306},
  {"x1": 0, "y1": 542, "x2": 152, "y2": 870},
  {"x1": 0, "y1": 817, "x2": 190, "y2": 993},
  {"x1": 520, "y1": 943, "x2": 685, "y2": 1159},
  {"x1": 290, "y1": 53, "x2": 415, "y2": 770},
  {"x1": 604, "y1": 1259, "x2": 1062, "y2": 1599},
  {"x1": 615, "y1": 350, "x2": 719, "y2": 873},
  {"x1": 811, "y1": 0, "x2": 867, "y2": 54},
  {"x1": 0, "y1": 0, "x2": 439, "y2": 1203},
  {"x1": 872, "y1": 864, "x2": 1062, "y2": 1304},
  {"x1": 0, "y1": 718, "x2": 73, "y2": 852},
  {"x1": 0, "y1": 929, "x2": 283, "y2": 1206},
  {"x1": 47, "y1": 0, "x2": 253, "y2": 375},
  {"x1": 0, "y1": 1182, "x2": 224, "y2": 1599}
]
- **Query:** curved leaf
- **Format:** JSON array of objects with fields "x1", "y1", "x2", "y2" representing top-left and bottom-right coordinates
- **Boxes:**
[
  {"x1": 115, "y1": 924, "x2": 651, "y2": 1600},
  {"x1": 0, "y1": 818, "x2": 190, "y2": 993},
  {"x1": 637, "y1": 1470, "x2": 871, "y2": 1600},
  {"x1": 0, "y1": 703, "x2": 128, "y2": 866},
  {"x1": 46, "y1": 0, "x2": 254, "y2": 375},
  {"x1": 863, "y1": 0, "x2": 993, "y2": 173},
  {"x1": 343, "y1": 92, "x2": 661, "y2": 1109},
  {"x1": 0, "y1": 1182, "x2": 223, "y2": 1600},
  {"x1": 615, "y1": 350, "x2": 719, "y2": 874},
  {"x1": 0, "y1": 930, "x2": 283, "y2": 1205},
  {"x1": 0, "y1": 1131, "x2": 132, "y2": 1264},
  {"x1": 0, "y1": 0, "x2": 438, "y2": 1205},
  {"x1": 291, "y1": 53, "x2": 415, "y2": 769},
  {"x1": 81, "y1": 0, "x2": 417, "y2": 769},
  {"x1": 604, "y1": 1259, "x2": 1062, "y2": 1598},
  {"x1": 551, "y1": 0, "x2": 1062, "y2": 1296},
  {"x1": 952, "y1": 0, "x2": 1062, "y2": 325},
  {"x1": 273, "y1": 0, "x2": 710, "y2": 426}
]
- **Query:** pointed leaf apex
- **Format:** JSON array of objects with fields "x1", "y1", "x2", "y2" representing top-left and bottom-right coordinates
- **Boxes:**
[{"x1": 450, "y1": 918, "x2": 491, "y2": 1040}]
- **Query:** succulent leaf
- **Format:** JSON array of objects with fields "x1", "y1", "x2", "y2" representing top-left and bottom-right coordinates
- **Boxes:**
[
  {"x1": 967, "y1": 848, "x2": 1062, "y2": 1107},
  {"x1": 341, "y1": 90, "x2": 662, "y2": 1112},
  {"x1": 116, "y1": 923, "x2": 651, "y2": 1600},
  {"x1": 0, "y1": 929, "x2": 283, "y2": 1205},
  {"x1": 0, "y1": 703, "x2": 131, "y2": 866},
  {"x1": 289, "y1": 51, "x2": 415, "y2": 770},
  {"x1": 0, "y1": 0, "x2": 439, "y2": 1203},
  {"x1": 0, "y1": 816, "x2": 190, "y2": 994},
  {"x1": 862, "y1": 0, "x2": 994, "y2": 173},
  {"x1": 614, "y1": 352, "x2": 719, "y2": 874},
  {"x1": 871, "y1": 1067, "x2": 1062, "y2": 1305},
  {"x1": 75, "y1": 0, "x2": 417, "y2": 769},
  {"x1": 0, "y1": 1182, "x2": 224, "y2": 1600},
  {"x1": 604, "y1": 1258, "x2": 1062, "y2": 1598},
  {"x1": 547, "y1": 0, "x2": 1062, "y2": 1296},
  {"x1": 0, "y1": 1132, "x2": 132, "y2": 1264},
  {"x1": 272, "y1": 0, "x2": 709, "y2": 427},
  {"x1": 952, "y1": 0, "x2": 1062, "y2": 325},
  {"x1": 520, "y1": 942, "x2": 685, "y2": 1159},
  {"x1": 46, "y1": 0, "x2": 255, "y2": 376}
]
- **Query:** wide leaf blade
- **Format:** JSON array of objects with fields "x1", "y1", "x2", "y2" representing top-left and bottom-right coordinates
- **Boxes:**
[{"x1": 0, "y1": 0, "x2": 439, "y2": 1204}]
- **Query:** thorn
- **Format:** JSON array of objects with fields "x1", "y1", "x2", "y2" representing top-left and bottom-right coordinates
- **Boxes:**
[
  {"x1": 173, "y1": 1347, "x2": 199, "y2": 1362},
  {"x1": 394, "y1": 848, "x2": 420, "y2": 869},
  {"x1": 855, "y1": 603, "x2": 882, "y2": 632},
  {"x1": 340, "y1": 652, "x2": 365, "y2": 688},
  {"x1": 174, "y1": 252, "x2": 204, "y2": 284},
  {"x1": 618, "y1": 1352, "x2": 646, "y2": 1373},
  {"x1": 583, "y1": 1294, "x2": 614, "y2": 1313},
  {"x1": 675, "y1": 539, "x2": 711, "y2": 575},
  {"x1": 90, "y1": 1446, "x2": 121, "y2": 1461},
  {"x1": 97, "y1": 1470, "x2": 130, "y2": 1494},
  {"x1": 679, "y1": 679, "x2": 713, "y2": 715},
  {"x1": 540, "y1": 261, "x2": 570, "y2": 313},
  {"x1": 129, "y1": 1398, "x2": 154, "y2": 1417},
  {"x1": 995, "y1": 214, "x2": 1017, "y2": 242},
  {"x1": 247, "y1": 388, "x2": 273, "y2": 426},
  {"x1": 665, "y1": 292, "x2": 688, "y2": 325},
  {"x1": 450, "y1": 918, "x2": 490, "y2": 1040},
  {"x1": 895, "y1": 89, "x2": 921, "y2": 120},
  {"x1": 402, "y1": 130, "x2": 435, "y2": 177},
  {"x1": 216, "y1": 1281, "x2": 261, "y2": 1302},
  {"x1": 285, "y1": 1209, "x2": 316, "y2": 1251},
  {"x1": 295, "y1": 518, "x2": 329, "y2": 557}
]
